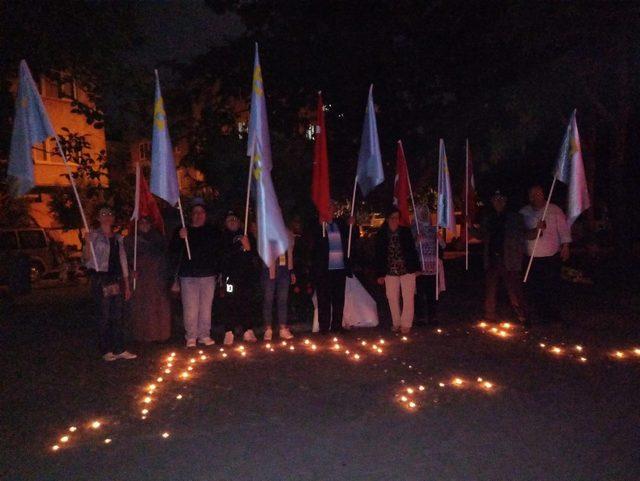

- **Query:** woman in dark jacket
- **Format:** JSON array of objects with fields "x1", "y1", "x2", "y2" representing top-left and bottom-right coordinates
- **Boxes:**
[{"x1": 375, "y1": 207, "x2": 420, "y2": 334}]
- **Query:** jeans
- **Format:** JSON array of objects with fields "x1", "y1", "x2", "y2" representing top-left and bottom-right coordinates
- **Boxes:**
[
  {"x1": 180, "y1": 276, "x2": 216, "y2": 341},
  {"x1": 484, "y1": 259, "x2": 527, "y2": 322},
  {"x1": 385, "y1": 273, "x2": 416, "y2": 329},
  {"x1": 262, "y1": 267, "x2": 290, "y2": 328},
  {"x1": 91, "y1": 274, "x2": 124, "y2": 355},
  {"x1": 316, "y1": 269, "x2": 346, "y2": 332}
]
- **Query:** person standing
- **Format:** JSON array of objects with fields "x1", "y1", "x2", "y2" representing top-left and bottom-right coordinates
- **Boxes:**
[
  {"x1": 413, "y1": 205, "x2": 445, "y2": 326},
  {"x1": 219, "y1": 211, "x2": 258, "y2": 345},
  {"x1": 375, "y1": 207, "x2": 420, "y2": 334},
  {"x1": 83, "y1": 207, "x2": 136, "y2": 361},
  {"x1": 125, "y1": 216, "x2": 171, "y2": 342},
  {"x1": 520, "y1": 184, "x2": 571, "y2": 324},
  {"x1": 475, "y1": 191, "x2": 528, "y2": 326},
  {"x1": 262, "y1": 229, "x2": 296, "y2": 341},
  {"x1": 170, "y1": 198, "x2": 219, "y2": 347},
  {"x1": 311, "y1": 200, "x2": 357, "y2": 334}
]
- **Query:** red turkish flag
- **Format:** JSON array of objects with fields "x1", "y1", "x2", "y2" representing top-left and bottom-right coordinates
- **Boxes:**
[
  {"x1": 132, "y1": 162, "x2": 165, "y2": 234},
  {"x1": 394, "y1": 141, "x2": 411, "y2": 227},
  {"x1": 311, "y1": 92, "x2": 331, "y2": 223}
]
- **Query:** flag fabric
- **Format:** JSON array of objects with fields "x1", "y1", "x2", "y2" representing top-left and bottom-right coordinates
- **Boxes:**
[
  {"x1": 8, "y1": 60, "x2": 56, "y2": 196},
  {"x1": 311, "y1": 92, "x2": 331, "y2": 222},
  {"x1": 464, "y1": 140, "x2": 478, "y2": 224},
  {"x1": 150, "y1": 71, "x2": 180, "y2": 206},
  {"x1": 132, "y1": 163, "x2": 165, "y2": 234},
  {"x1": 554, "y1": 109, "x2": 590, "y2": 226},
  {"x1": 393, "y1": 141, "x2": 411, "y2": 227},
  {"x1": 356, "y1": 85, "x2": 384, "y2": 197},
  {"x1": 437, "y1": 139, "x2": 456, "y2": 231},
  {"x1": 247, "y1": 45, "x2": 290, "y2": 267}
]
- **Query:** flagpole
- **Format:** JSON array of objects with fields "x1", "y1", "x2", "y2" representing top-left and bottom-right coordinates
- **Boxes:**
[
  {"x1": 52, "y1": 136, "x2": 98, "y2": 271},
  {"x1": 399, "y1": 141, "x2": 425, "y2": 271},
  {"x1": 347, "y1": 176, "x2": 358, "y2": 258},
  {"x1": 176, "y1": 196, "x2": 191, "y2": 260},
  {"x1": 133, "y1": 217, "x2": 138, "y2": 291},
  {"x1": 243, "y1": 155, "x2": 254, "y2": 236},
  {"x1": 435, "y1": 142, "x2": 440, "y2": 301},
  {"x1": 322, "y1": 221, "x2": 326, "y2": 238},
  {"x1": 465, "y1": 138, "x2": 469, "y2": 271},
  {"x1": 523, "y1": 176, "x2": 558, "y2": 283}
]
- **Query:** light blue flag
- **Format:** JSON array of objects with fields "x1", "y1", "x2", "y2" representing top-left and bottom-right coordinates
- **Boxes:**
[
  {"x1": 437, "y1": 139, "x2": 456, "y2": 231},
  {"x1": 247, "y1": 45, "x2": 290, "y2": 267},
  {"x1": 150, "y1": 71, "x2": 180, "y2": 206},
  {"x1": 8, "y1": 60, "x2": 56, "y2": 196},
  {"x1": 554, "y1": 109, "x2": 590, "y2": 226},
  {"x1": 356, "y1": 85, "x2": 385, "y2": 197}
]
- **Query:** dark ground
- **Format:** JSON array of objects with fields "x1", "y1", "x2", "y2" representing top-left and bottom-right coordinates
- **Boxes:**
[{"x1": 1, "y1": 255, "x2": 639, "y2": 481}]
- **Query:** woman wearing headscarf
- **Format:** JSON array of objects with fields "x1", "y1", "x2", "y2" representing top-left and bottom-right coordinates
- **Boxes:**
[{"x1": 126, "y1": 216, "x2": 171, "y2": 342}]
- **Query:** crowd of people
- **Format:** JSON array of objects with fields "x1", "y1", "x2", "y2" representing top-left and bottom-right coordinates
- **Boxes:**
[{"x1": 82, "y1": 183, "x2": 572, "y2": 362}]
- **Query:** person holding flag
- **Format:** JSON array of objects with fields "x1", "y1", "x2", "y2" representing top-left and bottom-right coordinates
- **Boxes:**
[
  {"x1": 244, "y1": 45, "x2": 295, "y2": 341},
  {"x1": 521, "y1": 110, "x2": 588, "y2": 324},
  {"x1": 125, "y1": 164, "x2": 170, "y2": 343}
]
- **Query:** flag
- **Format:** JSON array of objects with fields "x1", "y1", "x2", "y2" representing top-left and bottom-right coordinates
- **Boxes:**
[
  {"x1": 247, "y1": 44, "x2": 290, "y2": 267},
  {"x1": 132, "y1": 163, "x2": 165, "y2": 234},
  {"x1": 356, "y1": 85, "x2": 384, "y2": 197},
  {"x1": 311, "y1": 92, "x2": 331, "y2": 223},
  {"x1": 393, "y1": 141, "x2": 411, "y2": 227},
  {"x1": 7, "y1": 60, "x2": 56, "y2": 196},
  {"x1": 555, "y1": 109, "x2": 590, "y2": 227},
  {"x1": 150, "y1": 71, "x2": 180, "y2": 206},
  {"x1": 437, "y1": 139, "x2": 456, "y2": 231},
  {"x1": 464, "y1": 140, "x2": 478, "y2": 224}
]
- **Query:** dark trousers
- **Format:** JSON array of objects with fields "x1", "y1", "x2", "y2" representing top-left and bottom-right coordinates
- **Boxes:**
[
  {"x1": 221, "y1": 279, "x2": 254, "y2": 332},
  {"x1": 91, "y1": 274, "x2": 124, "y2": 355},
  {"x1": 484, "y1": 260, "x2": 527, "y2": 322},
  {"x1": 416, "y1": 274, "x2": 438, "y2": 324},
  {"x1": 316, "y1": 269, "x2": 346, "y2": 332},
  {"x1": 262, "y1": 267, "x2": 290, "y2": 328},
  {"x1": 526, "y1": 254, "x2": 562, "y2": 323}
]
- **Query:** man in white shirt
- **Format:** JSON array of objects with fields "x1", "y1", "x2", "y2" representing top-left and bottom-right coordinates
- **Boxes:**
[{"x1": 520, "y1": 185, "x2": 572, "y2": 324}]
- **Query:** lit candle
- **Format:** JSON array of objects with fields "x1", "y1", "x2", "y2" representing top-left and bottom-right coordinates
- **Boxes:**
[
  {"x1": 141, "y1": 409, "x2": 149, "y2": 415},
  {"x1": 452, "y1": 378, "x2": 463, "y2": 386},
  {"x1": 104, "y1": 438, "x2": 112, "y2": 444},
  {"x1": 68, "y1": 426, "x2": 77, "y2": 432},
  {"x1": 176, "y1": 394, "x2": 183, "y2": 400},
  {"x1": 60, "y1": 435, "x2": 69, "y2": 443},
  {"x1": 162, "y1": 432, "x2": 170, "y2": 439},
  {"x1": 408, "y1": 401, "x2": 416, "y2": 408},
  {"x1": 418, "y1": 385, "x2": 425, "y2": 391},
  {"x1": 483, "y1": 382, "x2": 493, "y2": 389},
  {"x1": 157, "y1": 377, "x2": 163, "y2": 383},
  {"x1": 143, "y1": 397, "x2": 152, "y2": 404},
  {"x1": 52, "y1": 445, "x2": 60, "y2": 451},
  {"x1": 91, "y1": 421, "x2": 101, "y2": 429}
]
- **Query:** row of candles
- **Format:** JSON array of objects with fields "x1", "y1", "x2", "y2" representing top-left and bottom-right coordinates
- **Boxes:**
[{"x1": 476, "y1": 321, "x2": 640, "y2": 363}]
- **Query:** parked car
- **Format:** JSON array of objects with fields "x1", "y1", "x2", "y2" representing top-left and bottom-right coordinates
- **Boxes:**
[{"x1": 0, "y1": 228, "x2": 64, "y2": 282}]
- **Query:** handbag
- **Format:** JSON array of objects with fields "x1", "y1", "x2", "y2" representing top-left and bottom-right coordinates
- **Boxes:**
[{"x1": 102, "y1": 283, "x2": 121, "y2": 297}]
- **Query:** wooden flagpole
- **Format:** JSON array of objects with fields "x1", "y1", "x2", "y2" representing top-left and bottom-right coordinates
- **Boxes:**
[
  {"x1": 347, "y1": 176, "x2": 358, "y2": 258},
  {"x1": 523, "y1": 176, "x2": 558, "y2": 283}
]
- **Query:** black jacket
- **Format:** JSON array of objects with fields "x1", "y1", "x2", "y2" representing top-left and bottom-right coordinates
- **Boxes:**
[
  {"x1": 219, "y1": 229, "x2": 257, "y2": 285},
  {"x1": 170, "y1": 224, "x2": 220, "y2": 278},
  {"x1": 374, "y1": 224, "x2": 420, "y2": 277},
  {"x1": 310, "y1": 218, "x2": 357, "y2": 278}
]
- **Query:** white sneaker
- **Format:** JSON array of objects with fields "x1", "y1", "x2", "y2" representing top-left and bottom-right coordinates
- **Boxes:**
[
  {"x1": 186, "y1": 339, "x2": 197, "y2": 348},
  {"x1": 243, "y1": 329, "x2": 257, "y2": 342},
  {"x1": 263, "y1": 328, "x2": 273, "y2": 341},
  {"x1": 223, "y1": 331, "x2": 234, "y2": 346},
  {"x1": 102, "y1": 352, "x2": 117, "y2": 362},
  {"x1": 115, "y1": 351, "x2": 137, "y2": 360},
  {"x1": 198, "y1": 337, "x2": 215, "y2": 346},
  {"x1": 279, "y1": 327, "x2": 294, "y2": 340}
]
